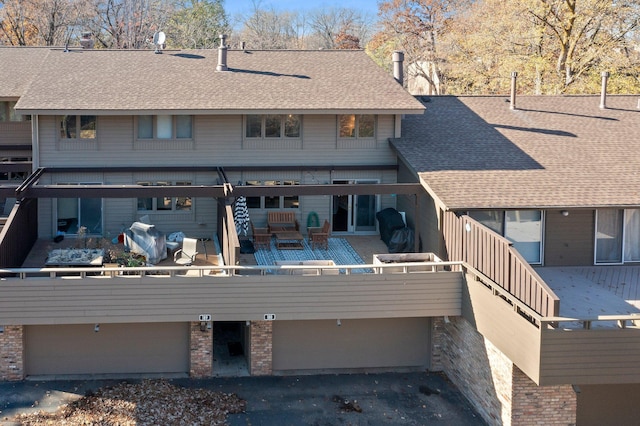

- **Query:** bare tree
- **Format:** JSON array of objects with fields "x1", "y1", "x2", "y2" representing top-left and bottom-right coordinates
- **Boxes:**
[
  {"x1": 236, "y1": 1, "x2": 299, "y2": 49},
  {"x1": 306, "y1": 7, "x2": 372, "y2": 50}
]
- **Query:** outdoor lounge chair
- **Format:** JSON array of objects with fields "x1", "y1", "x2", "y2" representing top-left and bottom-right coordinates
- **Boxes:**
[
  {"x1": 174, "y1": 237, "x2": 198, "y2": 265},
  {"x1": 251, "y1": 221, "x2": 272, "y2": 249},
  {"x1": 308, "y1": 219, "x2": 330, "y2": 250}
]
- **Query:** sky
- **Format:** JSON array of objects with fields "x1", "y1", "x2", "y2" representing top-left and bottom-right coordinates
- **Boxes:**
[{"x1": 224, "y1": 0, "x2": 380, "y2": 20}]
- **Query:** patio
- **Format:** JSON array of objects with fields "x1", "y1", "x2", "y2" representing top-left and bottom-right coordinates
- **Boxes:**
[{"x1": 21, "y1": 234, "x2": 389, "y2": 273}]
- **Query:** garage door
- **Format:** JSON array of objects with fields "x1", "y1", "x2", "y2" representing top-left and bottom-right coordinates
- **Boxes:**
[
  {"x1": 25, "y1": 322, "x2": 189, "y2": 376},
  {"x1": 272, "y1": 317, "x2": 430, "y2": 371}
]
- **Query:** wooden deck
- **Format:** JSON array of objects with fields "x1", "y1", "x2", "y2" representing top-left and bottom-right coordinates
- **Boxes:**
[{"x1": 536, "y1": 266, "x2": 640, "y2": 321}]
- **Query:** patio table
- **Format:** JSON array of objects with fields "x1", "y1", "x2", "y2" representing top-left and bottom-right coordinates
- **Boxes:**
[{"x1": 274, "y1": 231, "x2": 304, "y2": 250}]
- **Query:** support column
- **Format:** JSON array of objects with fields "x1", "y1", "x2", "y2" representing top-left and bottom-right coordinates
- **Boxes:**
[
  {"x1": 189, "y1": 322, "x2": 213, "y2": 378},
  {"x1": 0, "y1": 325, "x2": 24, "y2": 381},
  {"x1": 249, "y1": 321, "x2": 272, "y2": 376}
]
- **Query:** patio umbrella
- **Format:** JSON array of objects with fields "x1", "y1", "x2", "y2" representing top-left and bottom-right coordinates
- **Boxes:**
[{"x1": 234, "y1": 195, "x2": 250, "y2": 237}]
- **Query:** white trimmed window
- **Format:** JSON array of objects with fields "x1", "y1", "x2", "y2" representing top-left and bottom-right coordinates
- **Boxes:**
[
  {"x1": 338, "y1": 114, "x2": 375, "y2": 138},
  {"x1": 59, "y1": 115, "x2": 96, "y2": 139},
  {"x1": 245, "y1": 115, "x2": 301, "y2": 138},
  {"x1": 137, "y1": 115, "x2": 193, "y2": 139},
  {"x1": 137, "y1": 181, "x2": 192, "y2": 212}
]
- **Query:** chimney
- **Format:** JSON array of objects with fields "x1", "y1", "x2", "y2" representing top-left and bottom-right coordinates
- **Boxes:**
[
  {"x1": 510, "y1": 72, "x2": 518, "y2": 110},
  {"x1": 599, "y1": 71, "x2": 610, "y2": 109},
  {"x1": 79, "y1": 31, "x2": 94, "y2": 49},
  {"x1": 216, "y1": 34, "x2": 228, "y2": 72},
  {"x1": 392, "y1": 51, "x2": 404, "y2": 86}
]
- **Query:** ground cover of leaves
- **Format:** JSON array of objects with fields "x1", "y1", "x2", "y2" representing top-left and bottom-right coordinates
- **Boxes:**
[{"x1": 14, "y1": 380, "x2": 246, "y2": 426}]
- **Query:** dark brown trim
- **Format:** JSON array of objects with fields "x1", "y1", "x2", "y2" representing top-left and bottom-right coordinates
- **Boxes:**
[
  {"x1": 44, "y1": 164, "x2": 398, "y2": 173},
  {"x1": 0, "y1": 162, "x2": 32, "y2": 172},
  {"x1": 0, "y1": 144, "x2": 32, "y2": 151},
  {"x1": 23, "y1": 183, "x2": 423, "y2": 198}
]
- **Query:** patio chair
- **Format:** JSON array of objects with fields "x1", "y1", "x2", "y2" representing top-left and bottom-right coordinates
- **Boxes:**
[
  {"x1": 251, "y1": 221, "x2": 272, "y2": 249},
  {"x1": 174, "y1": 237, "x2": 199, "y2": 265},
  {"x1": 308, "y1": 219, "x2": 330, "y2": 250}
]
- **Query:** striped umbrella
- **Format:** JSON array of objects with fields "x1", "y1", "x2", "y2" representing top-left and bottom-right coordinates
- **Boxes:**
[{"x1": 234, "y1": 195, "x2": 250, "y2": 236}]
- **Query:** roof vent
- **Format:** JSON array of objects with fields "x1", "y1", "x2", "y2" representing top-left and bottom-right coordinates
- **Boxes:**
[
  {"x1": 599, "y1": 71, "x2": 610, "y2": 109},
  {"x1": 216, "y1": 34, "x2": 228, "y2": 72},
  {"x1": 80, "y1": 32, "x2": 94, "y2": 49},
  {"x1": 510, "y1": 72, "x2": 518, "y2": 110}
]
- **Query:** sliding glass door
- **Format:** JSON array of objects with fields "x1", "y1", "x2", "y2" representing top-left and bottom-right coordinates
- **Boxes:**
[
  {"x1": 56, "y1": 183, "x2": 103, "y2": 235},
  {"x1": 595, "y1": 208, "x2": 640, "y2": 264}
]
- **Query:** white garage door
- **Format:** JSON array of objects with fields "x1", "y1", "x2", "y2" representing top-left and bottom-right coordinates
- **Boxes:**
[
  {"x1": 272, "y1": 317, "x2": 430, "y2": 371},
  {"x1": 25, "y1": 322, "x2": 189, "y2": 376}
]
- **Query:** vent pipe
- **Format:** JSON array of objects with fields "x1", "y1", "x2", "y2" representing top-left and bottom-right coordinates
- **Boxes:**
[
  {"x1": 216, "y1": 34, "x2": 228, "y2": 72},
  {"x1": 510, "y1": 72, "x2": 518, "y2": 110},
  {"x1": 599, "y1": 71, "x2": 610, "y2": 109},
  {"x1": 392, "y1": 51, "x2": 404, "y2": 86}
]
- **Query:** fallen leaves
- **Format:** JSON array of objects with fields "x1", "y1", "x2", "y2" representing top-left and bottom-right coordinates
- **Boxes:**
[{"x1": 14, "y1": 380, "x2": 246, "y2": 426}]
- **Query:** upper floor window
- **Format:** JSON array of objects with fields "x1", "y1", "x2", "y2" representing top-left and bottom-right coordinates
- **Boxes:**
[
  {"x1": 339, "y1": 114, "x2": 375, "y2": 138},
  {"x1": 59, "y1": 115, "x2": 96, "y2": 139},
  {"x1": 137, "y1": 181, "x2": 192, "y2": 212},
  {"x1": 0, "y1": 101, "x2": 29, "y2": 122},
  {"x1": 245, "y1": 114, "x2": 301, "y2": 138},
  {"x1": 138, "y1": 115, "x2": 192, "y2": 140}
]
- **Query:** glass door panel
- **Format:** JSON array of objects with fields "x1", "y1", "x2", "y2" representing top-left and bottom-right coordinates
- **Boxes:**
[
  {"x1": 596, "y1": 209, "x2": 623, "y2": 263},
  {"x1": 354, "y1": 193, "x2": 376, "y2": 232},
  {"x1": 505, "y1": 210, "x2": 542, "y2": 264},
  {"x1": 624, "y1": 209, "x2": 640, "y2": 262}
]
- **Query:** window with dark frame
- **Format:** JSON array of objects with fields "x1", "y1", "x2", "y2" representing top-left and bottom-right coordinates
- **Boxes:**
[
  {"x1": 59, "y1": 115, "x2": 96, "y2": 139},
  {"x1": 245, "y1": 114, "x2": 301, "y2": 139},
  {"x1": 243, "y1": 180, "x2": 299, "y2": 209},
  {"x1": 338, "y1": 114, "x2": 375, "y2": 138},
  {"x1": 137, "y1": 181, "x2": 192, "y2": 212}
]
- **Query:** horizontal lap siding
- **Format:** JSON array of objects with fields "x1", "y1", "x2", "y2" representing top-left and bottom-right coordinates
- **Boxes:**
[
  {"x1": 0, "y1": 122, "x2": 32, "y2": 144},
  {"x1": 540, "y1": 328, "x2": 640, "y2": 385},
  {"x1": 0, "y1": 272, "x2": 463, "y2": 324}
]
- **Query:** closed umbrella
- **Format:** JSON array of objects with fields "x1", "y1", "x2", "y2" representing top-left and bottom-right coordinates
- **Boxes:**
[{"x1": 234, "y1": 195, "x2": 250, "y2": 236}]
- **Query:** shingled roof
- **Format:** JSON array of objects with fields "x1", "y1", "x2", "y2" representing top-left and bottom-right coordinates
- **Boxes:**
[
  {"x1": 392, "y1": 95, "x2": 640, "y2": 210},
  {"x1": 0, "y1": 47, "x2": 50, "y2": 97},
  {"x1": 9, "y1": 48, "x2": 423, "y2": 115}
]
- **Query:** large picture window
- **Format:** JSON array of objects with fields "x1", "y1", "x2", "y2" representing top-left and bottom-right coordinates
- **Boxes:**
[
  {"x1": 245, "y1": 115, "x2": 301, "y2": 139},
  {"x1": 469, "y1": 209, "x2": 543, "y2": 264},
  {"x1": 137, "y1": 115, "x2": 192, "y2": 140},
  {"x1": 137, "y1": 181, "x2": 192, "y2": 212},
  {"x1": 59, "y1": 115, "x2": 96, "y2": 139},
  {"x1": 338, "y1": 114, "x2": 375, "y2": 138}
]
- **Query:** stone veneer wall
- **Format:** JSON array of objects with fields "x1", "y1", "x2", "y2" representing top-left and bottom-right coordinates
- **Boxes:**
[
  {"x1": 0, "y1": 325, "x2": 24, "y2": 381},
  {"x1": 190, "y1": 322, "x2": 213, "y2": 378},
  {"x1": 433, "y1": 316, "x2": 576, "y2": 426},
  {"x1": 249, "y1": 321, "x2": 272, "y2": 376}
]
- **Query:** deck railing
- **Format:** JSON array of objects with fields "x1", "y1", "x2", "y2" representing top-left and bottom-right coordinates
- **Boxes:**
[
  {"x1": 0, "y1": 260, "x2": 463, "y2": 279},
  {"x1": 442, "y1": 211, "x2": 560, "y2": 317}
]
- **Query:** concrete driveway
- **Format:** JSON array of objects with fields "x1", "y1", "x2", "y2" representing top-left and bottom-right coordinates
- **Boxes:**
[{"x1": 0, "y1": 371, "x2": 485, "y2": 425}]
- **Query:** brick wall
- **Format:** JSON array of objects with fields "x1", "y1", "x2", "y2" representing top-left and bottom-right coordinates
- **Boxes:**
[
  {"x1": 438, "y1": 316, "x2": 576, "y2": 426},
  {"x1": 189, "y1": 322, "x2": 212, "y2": 378},
  {"x1": 0, "y1": 325, "x2": 24, "y2": 381},
  {"x1": 249, "y1": 321, "x2": 272, "y2": 376},
  {"x1": 512, "y1": 367, "x2": 576, "y2": 426}
]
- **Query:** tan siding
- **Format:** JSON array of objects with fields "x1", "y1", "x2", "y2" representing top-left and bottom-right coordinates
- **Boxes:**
[
  {"x1": 0, "y1": 122, "x2": 31, "y2": 145},
  {"x1": 544, "y1": 209, "x2": 594, "y2": 266},
  {"x1": 0, "y1": 272, "x2": 463, "y2": 324},
  {"x1": 272, "y1": 317, "x2": 430, "y2": 371},
  {"x1": 576, "y1": 384, "x2": 640, "y2": 426},
  {"x1": 539, "y1": 328, "x2": 640, "y2": 385},
  {"x1": 463, "y1": 276, "x2": 542, "y2": 384}
]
